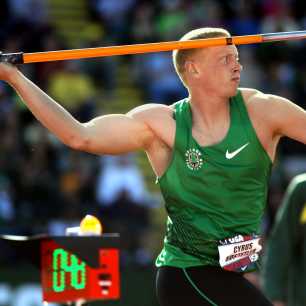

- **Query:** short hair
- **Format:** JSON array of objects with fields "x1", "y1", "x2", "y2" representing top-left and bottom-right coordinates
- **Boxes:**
[{"x1": 173, "y1": 27, "x2": 231, "y2": 86}]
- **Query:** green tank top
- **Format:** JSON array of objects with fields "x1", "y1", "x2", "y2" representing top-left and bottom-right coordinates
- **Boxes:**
[{"x1": 156, "y1": 90, "x2": 272, "y2": 268}]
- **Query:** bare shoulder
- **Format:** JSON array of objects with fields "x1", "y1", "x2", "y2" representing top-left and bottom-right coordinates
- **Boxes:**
[
  {"x1": 240, "y1": 87, "x2": 299, "y2": 129},
  {"x1": 240, "y1": 87, "x2": 266, "y2": 104},
  {"x1": 240, "y1": 87, "x2": 306, "y2": 137},
  {"x1": 240, "y1": 87, "x2": 291, "y2": 109}
]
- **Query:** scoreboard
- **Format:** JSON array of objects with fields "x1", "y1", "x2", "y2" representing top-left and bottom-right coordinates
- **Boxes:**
[
  {"x1": 41, "y1": 239, "x2": 119, "y2": 302},
  {"x1": 1, "y1": 234, "x2": 120, "y2": 304}
]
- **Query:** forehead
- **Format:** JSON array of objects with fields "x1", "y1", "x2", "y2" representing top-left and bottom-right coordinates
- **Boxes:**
[{"x1": 194, "y1": 44, "x2": 239, "y2": 59}]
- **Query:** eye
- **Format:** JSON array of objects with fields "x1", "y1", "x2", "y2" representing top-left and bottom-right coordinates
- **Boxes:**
[
  {"x1": 220, "y1": 56, "x2": 228, "y2": 65},
  {"x1": 221, "y1": 55, "x2": 231, "y2": 65},
  {"x1": 221, "y1": 55, "x2": 240, "y2": 65}
]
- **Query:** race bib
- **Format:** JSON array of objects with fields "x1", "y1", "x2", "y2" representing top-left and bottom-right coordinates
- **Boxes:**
[{"x1": 218, "y1": 234, "x2": 262, "y2": 273}]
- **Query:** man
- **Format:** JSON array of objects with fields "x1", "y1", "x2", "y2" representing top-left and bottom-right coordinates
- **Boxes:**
[
  {"x1": 1, "y1": 27, "x2": 305, "y2": 305},
  {"x1": 262, "y1": 174, "x2": 306, "y2": 306}
]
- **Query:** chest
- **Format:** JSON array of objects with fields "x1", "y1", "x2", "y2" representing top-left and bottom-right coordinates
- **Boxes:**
[{"x1": 192, "y1": 118, "x2": 230, "y2": 148}]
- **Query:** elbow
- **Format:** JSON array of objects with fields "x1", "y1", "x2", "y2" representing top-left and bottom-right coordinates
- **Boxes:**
[{"x1": 65, "y1": 133, "x2": 91, "y2": 151}]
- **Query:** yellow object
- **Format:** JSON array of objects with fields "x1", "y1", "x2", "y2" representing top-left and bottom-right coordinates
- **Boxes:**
[
  {"x1": 79, "y1": 215, "x2": 103, "y2": 235},
  {"x1": 300, "y1": 204, "x2": 306, "y2": 224}
]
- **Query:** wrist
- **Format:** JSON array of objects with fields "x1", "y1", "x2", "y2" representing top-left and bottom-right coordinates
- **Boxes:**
[{"x1": 7, "y1": 68, "x2": 23, "y2": 87}]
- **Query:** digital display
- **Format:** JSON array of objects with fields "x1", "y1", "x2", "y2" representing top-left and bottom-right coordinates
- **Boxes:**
[
  {"x1": 52, "y1": 248, "x2": 86, "y2": 292},
  {"x1": 41, "y1": 239, "x2": 120, "y2": 303}
]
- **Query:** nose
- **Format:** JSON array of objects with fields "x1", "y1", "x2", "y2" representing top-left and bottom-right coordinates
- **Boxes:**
[{"x1": 233, "y1": 62, "x2": 242, "y2": 73}]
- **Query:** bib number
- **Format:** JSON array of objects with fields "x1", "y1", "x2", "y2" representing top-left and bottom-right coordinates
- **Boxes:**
[{"x1": 218, "y1": 235, "x2": 262, "y2": 272}]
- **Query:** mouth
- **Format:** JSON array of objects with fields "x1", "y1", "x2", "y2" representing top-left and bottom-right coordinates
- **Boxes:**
[{"x1": 231, "y1": 76, "x2": 240, "y2": 82}]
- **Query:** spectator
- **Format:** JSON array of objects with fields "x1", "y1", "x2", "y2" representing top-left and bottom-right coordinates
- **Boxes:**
[
  {"x1": 96, "y1": 154, "x2": 148, "y2": 206},
  {"x1": 262, "y1": 174, "x2": 306, "y2": 306}
]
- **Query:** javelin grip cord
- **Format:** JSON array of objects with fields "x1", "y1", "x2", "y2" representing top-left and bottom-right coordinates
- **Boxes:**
[{"x1": 0, "y1": 52, "x2": 24, "y2": 65}]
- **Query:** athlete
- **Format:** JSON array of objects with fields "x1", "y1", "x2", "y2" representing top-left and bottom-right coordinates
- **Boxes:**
[{"x1": 1, "y1": 27, "x2": 305, "y2": 305}]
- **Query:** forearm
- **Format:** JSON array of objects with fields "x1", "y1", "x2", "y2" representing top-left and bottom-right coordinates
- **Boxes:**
[
  {"x1": 8, "y1": 69, "x2": 85, "y2": 148},
  {"x1": 1, "y1": 64, "x2": 155, "y2": 155}
]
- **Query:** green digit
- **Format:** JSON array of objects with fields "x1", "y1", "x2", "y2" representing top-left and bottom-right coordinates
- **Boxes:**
[
  {"x1": 70, "y1": 254, "x2": 86, "y2": 289},
  {"x1": 52, "y1": 248, "x2": 86, "y2": 291},
  {"x1": 52, "y1": 248, "x2": 67, "y2": 292}
]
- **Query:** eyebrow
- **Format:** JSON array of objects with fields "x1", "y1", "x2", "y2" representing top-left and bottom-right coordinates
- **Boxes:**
[{"x1": 218, "y1": 53, "x2": 239, "y2": 59}]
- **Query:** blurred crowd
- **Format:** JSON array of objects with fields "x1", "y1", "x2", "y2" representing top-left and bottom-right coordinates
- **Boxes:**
[{"x1": 1, "y1": 0, "x2": 306, "y2": 266}]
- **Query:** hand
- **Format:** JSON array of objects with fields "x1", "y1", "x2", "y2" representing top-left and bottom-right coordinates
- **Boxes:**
[
  {"x1": 0, "y1": 62, "x2": 19, "y2": 83},
  {"x1": 272, "y1": 301, "x2": 286, "y2": 306}
]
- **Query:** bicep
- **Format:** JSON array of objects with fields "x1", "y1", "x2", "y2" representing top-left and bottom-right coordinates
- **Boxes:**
[{"x1": 81, "y1": 113, "x2": 154, "y2": 154}]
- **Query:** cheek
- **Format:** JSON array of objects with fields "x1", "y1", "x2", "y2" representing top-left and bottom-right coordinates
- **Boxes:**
[
  {"x1": 199, "y1": 65, "x2": 229, "y2": 87},
  {"x1": 210, "y1": 69, "x2": 228, "y2": 85}
]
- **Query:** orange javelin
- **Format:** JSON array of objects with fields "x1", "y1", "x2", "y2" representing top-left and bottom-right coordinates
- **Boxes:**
[{"x1": 0, "y1": 30, "x2": 306, "y2": 64}]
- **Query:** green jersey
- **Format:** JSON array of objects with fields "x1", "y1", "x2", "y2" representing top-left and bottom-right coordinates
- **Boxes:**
[{"x1": 156, "y1": 90, "x2": 272, "y2": 268}]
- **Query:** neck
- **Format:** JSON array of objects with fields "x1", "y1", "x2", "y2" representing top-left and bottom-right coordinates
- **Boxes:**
[{"x1": 188, "y1": 88, "x2": 230, "y2": 127}]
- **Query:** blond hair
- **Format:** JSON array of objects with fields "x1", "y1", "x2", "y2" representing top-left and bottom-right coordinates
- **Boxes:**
[{"x1": 173, "y1": 27, "x2": 230, "y2": 86}]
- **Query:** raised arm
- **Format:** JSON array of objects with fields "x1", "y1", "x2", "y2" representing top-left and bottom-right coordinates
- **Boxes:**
[{"x1": 0, "y1": 63, "x2": 156, "y2": 155}]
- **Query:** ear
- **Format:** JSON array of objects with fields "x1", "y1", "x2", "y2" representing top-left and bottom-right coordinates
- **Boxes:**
[{"x1": 185, "y1": 60, "x2": 199, "y2": 77}]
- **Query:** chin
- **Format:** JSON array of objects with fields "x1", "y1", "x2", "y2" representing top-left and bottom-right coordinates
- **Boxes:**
[
  {"x1": 223, "y1": 88, "x2": 238, "y2": 98},
  {"x1": 228, "y1": 85, "x2": 239, "y2": 97}
]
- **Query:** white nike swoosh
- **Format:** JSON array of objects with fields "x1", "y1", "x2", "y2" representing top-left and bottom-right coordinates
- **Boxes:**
[{"x1": 225, "y1": 142, "x2": 249, "y2": 159}]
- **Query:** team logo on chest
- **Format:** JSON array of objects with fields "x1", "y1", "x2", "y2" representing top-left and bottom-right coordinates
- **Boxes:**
[{"x1": 185, "y1": 148, "x2": 203, "y2": 170}]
